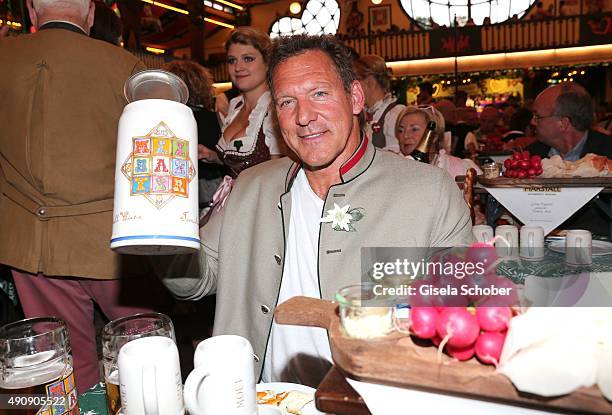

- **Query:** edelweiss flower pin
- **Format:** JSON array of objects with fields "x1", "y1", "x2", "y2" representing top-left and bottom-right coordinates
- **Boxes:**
[{"x1": 321, "y1": 203, "x2": 365, "y2": 232}]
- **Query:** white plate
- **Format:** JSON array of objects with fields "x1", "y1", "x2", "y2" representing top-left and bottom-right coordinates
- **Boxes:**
[
  {"x1": 548, "y1": 239, "x2": 612, "y2": 256},
  {"x1": 257, "y1": 382, "x2": 323, "y2": 415}
]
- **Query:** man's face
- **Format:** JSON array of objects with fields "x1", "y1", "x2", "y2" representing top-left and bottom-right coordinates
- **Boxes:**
[
  {"x1": 531, "y1": 88, "x2": 564, "y2": 148},
  {"x1": 272, "y1": 50, "x2": 364, "y2": 170}
]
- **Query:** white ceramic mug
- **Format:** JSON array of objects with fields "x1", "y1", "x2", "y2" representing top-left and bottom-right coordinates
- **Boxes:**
[
  {"x1": 565, "y1": 229, "x2": 592, "y2": 266},
  {"x1": 472, "y1": 225, "x2": 494, "y2": 244},
  {"x1": 118, "y1": 336, "x2": 184, "y2": 415},
  {"x1": 495, "y1": 225, "x2": 519, "y2": 258},
  {"x1": 183, "y1": 335, "x2": 257, "y2": 415},
  {"x1": 111, "y1": 71, "x2": 199, "y2": 255},
  {"x1": 520, "y1": 225, "x2": 545, "y2": 261}
]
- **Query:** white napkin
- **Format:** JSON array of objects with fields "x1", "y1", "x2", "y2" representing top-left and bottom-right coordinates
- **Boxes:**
[{"x1": 345, "y1": 377, "x2": 563, "y2": 415}]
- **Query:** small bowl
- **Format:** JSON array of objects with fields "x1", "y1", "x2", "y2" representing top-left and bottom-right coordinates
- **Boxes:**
[{"x1": 335, "y1": 283, "x2": 393, "y2": 339}]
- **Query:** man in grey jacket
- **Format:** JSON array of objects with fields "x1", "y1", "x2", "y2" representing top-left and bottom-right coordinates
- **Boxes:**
[{"x1": 158, "y1": 35, "x2": 473, "y2": 387}]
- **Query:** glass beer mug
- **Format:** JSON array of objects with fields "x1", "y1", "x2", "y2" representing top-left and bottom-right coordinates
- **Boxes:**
[
  {"x1": 110, "y1": 70, "x2": 199, "y2": 255},
  {"x1": 0, "y1": 317, "x2": 79, "y2": 415},
  {"x1": 102, "y1": 313, "x2": 176, "y2": 415}
]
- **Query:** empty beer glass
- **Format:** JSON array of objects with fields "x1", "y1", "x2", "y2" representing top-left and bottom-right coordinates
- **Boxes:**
[
  {"x1": 0, "y1": 317, "x2": 79, "y2": 415},
  {"x1": 102, "y1": 313, "x2": 175, "y2": 415}
]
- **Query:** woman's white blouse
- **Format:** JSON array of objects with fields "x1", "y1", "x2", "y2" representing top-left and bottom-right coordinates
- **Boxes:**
[{"x1": 216, "y1": 91, "x2": 282, "y2": 156}]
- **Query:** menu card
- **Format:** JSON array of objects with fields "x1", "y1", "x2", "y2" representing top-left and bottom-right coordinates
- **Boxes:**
[{"x1": 485, "y1": 186, "x2": 603, "y2": 235}]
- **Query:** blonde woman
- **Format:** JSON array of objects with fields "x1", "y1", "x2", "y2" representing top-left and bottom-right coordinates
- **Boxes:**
[{"x1": 396, "y1": 106, "x2": 481, "y2": 178}]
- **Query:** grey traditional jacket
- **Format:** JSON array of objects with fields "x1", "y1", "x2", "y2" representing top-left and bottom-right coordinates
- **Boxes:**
[{"x1": 158, "y1": 137, "x2": 473, "y2": 379}]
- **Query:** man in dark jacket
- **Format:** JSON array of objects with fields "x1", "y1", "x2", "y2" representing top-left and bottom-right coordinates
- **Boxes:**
[{"x1": 528, "y1": 84, "x2": 611, "y2": 236}]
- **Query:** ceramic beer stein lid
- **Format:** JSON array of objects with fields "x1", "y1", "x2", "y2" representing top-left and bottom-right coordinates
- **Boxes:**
[{"x1": 124, "y1": 70, "x2": 189, "y2": 104}]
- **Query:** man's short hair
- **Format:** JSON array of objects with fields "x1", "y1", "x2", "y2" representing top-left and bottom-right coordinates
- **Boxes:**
[
  {"x1": 267, "y1": 34, "x2": 356, "y2": 98},
  {"x1": 552, "y1": 84, "x2": 593, "y2": 132},
  {"x1": 33, "y1": 0, "x2": 90, "y2": 18}
]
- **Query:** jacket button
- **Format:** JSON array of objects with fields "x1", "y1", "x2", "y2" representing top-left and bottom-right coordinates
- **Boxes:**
[
  {"x1": 261, "y1": 305, "x2": 270, "y2": 314},
  {"x1": 274, "y1": 255, "x2": 281, "y2": 265},
  {"x1": 37, "y1": 208, "x2": 46, "y2": 216},
  {"x1": 254, "y1": 354, "x2": 260, "y2": 362}
]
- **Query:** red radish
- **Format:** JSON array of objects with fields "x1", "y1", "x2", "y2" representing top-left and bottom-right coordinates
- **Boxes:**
[
  {"x1": 530, "y1": 154, "x2": 541, "y2": 164},
  {"x1": 465, "y1": 242, "x2": 498, "y2": 275},
  {"x1": 476, "y1": 307, "x2": 512, "y2": 332},
  {"x1": 475, "y1": 332, "x2": 506, "y2": 365},
  {"x1": 431, "y1": 334, "x2": 442, "y2": 347},
  {"x1": 409, "y1": 307, "x2": 439, "y2": 339},
  {"x1": 522, "y1": 150, "x2": 530, "y2": 160},
  {"x1": 446, "y1": 343, "x2": 475, "y2": 361},
  {"x1": 410, "y1": 279, "x2": 442, "y2": 308},
  {"x1": 477, "y1": 276, "x2": 519, "y2": 307},
  {"x1": 436, "y1": 308, "x2": 480, "y2": 348}
]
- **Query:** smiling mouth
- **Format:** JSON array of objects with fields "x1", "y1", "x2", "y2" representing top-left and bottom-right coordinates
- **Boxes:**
[{"x1": 299, "y1": 131, "x2": 327, "y2": 140}]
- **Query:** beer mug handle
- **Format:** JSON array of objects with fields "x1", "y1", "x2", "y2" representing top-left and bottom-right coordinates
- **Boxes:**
[
  {"x1": 142, "y1": 366, "x2": 159, "y2": 415},
  {"x1": 184, "y1": 366, "x2": 211, "y2": 415}
]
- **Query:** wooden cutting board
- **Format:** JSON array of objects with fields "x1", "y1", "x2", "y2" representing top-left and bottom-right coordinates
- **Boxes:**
[
  {"x1": 478, "y1": 176, "x2": 612, "y2": 188},
  {"x1": 275, "y1": 296, "x2": 612, "y2": 415}
]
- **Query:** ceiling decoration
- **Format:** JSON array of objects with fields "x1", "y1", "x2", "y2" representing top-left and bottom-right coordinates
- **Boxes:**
[
  {"x1": 269, "y1": 0, "x2": 340, "y2": 37},
  {"x1": 400, "y1": 0, "x2": 537, "y2": 28}
]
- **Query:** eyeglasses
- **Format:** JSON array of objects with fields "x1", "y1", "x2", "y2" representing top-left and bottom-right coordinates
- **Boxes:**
[{"x1": 532, "y1": 113, "x2": 561, "y2": 122}]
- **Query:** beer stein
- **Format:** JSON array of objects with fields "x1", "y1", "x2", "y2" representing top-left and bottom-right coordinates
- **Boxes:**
[
  {"x1": 118, "y1": 336, "x2": 183, "y2": 415},
  {"x1": 102, "y1": 313, "x2": 176, "y2": 415},
  {"x1": 0, "y1": 317, "x2": 79, "y2": 415},
  {"x1": 111, "y1": 70, "x2": 199, "y2": 255},
  {"x1": 184, "y1": 335, "x2": 257, "y2": 415}
]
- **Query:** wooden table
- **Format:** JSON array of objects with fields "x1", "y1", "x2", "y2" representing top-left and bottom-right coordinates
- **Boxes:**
[{"x1": 315, "y1": 367, "x2": 370, "y2": 415}]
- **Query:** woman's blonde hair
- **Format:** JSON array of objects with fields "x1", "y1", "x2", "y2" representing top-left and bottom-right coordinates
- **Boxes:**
[
  {"x1": 225, "y1": 26, "x2": 272, "y2": 64},
  {"x1": 395, "y1": 106, "x2": 446, "y2": 148}
]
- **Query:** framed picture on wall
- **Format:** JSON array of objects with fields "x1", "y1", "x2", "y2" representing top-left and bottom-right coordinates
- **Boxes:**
[{"x1": 369, "y1": 5, "x2": 391, "y2": 32}]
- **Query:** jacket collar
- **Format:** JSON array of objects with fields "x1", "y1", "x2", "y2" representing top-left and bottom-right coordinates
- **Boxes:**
[
  {"x1": 39, "y1": 21, "x2": 86, "y2": 35},
  {"x1": 284, "y1": 135, "x2": 374, "y2": 192}
]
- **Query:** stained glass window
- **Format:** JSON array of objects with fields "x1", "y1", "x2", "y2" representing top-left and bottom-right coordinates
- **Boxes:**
[
  {"x1": 269, "y1": 0, "x2": 340, "y2": 37},
  {"x1": 400, "y1": 0, "x2": 536, "y2": 27}
]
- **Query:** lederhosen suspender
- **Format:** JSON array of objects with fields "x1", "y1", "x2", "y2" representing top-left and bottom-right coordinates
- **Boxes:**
[{"x1": 371, "y1": 101, "x2": 400, "y2": 148}]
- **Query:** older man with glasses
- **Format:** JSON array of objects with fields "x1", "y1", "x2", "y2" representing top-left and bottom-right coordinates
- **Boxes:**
[
  {"x1": 527, "y1": 83, "x2": 612, "y2": 237},
  {"x1": 527, "y1": 83, "x2": 611, "y2": 161}
]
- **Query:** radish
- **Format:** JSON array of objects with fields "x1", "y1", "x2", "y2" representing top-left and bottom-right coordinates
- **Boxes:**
[
  {"x1": 446, "y1": 343, "x2": 475, "y2": 361},
  {"x1": 475, "y1": 332, "x2": 506, "y2": 365},
  {"x1": 409, "y1": 307, "x2": 439, "y2": 339},
  {"x1": 436, "y1": 308, "x2": 480, "y2": 348},
  {"x1": 476, "y1": 307, "x2": 512, "y2": 332},
  {"x1": 431, "y1": 334, "x2": 442, "y2": 347}
]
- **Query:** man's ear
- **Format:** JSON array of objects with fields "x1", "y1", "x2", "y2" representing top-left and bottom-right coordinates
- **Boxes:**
[
  {"x1": 26, "y1": 0, "x2": 38, "y2": 29},
  {"x1": 558, "y1": 115, "x2": 572, "y2": 132},
  {"x1": 85, "y1": 1, "x2": 95, "y2": 33},
  {"x1": 350, "y1": 80, "x2": 365, "y2": 116}
]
